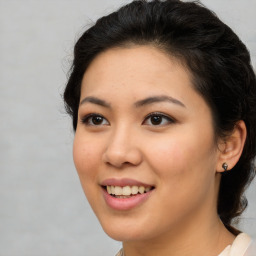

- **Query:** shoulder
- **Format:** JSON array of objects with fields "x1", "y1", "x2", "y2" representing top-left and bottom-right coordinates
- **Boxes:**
[
  {"x1": 245, "y1": 238, "x2": 256, "y2": 256},
  {"x1": 219, "y1": 233, "x2": 253, "y2": 256}
]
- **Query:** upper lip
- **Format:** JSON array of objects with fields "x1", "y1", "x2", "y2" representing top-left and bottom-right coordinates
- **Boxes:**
[{"x1": 101, "y1": 178, "x2": 154, "y2": 188}]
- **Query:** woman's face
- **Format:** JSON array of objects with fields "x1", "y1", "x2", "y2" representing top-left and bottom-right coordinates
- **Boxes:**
[{"x1": 73, "y1": 46, "x2": 222, "y2": 242}]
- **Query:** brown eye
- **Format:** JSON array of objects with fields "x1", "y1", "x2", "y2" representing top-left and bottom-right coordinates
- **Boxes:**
[
  {"x1": 143, "y1": 113, "x2": 175, "y2": 126},
  {"x1": 150, "y1": 115, "x2": 162, "y2": 125},
  {"x1": 81, "y1": 114, "x2": 109, "y2": 126},
  {"x1": 92, "y1": 116, "x2": 104, "y2": 125}
]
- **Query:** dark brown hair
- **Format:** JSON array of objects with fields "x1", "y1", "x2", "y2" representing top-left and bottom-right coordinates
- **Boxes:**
[{"x1": 64, "y1": 0, "x2": 256, "y2": 234}]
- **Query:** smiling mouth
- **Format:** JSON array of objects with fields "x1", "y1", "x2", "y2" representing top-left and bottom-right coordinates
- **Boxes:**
[{"x1": 103, "y1": 185, "x2": 155, "y2": 198}]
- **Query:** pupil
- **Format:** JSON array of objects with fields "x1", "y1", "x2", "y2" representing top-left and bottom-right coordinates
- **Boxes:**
[
  {"x1": 151, "y1": 115, "x2": 162, "y2": 125},
  {"x1": 92, "y1": 116, "x2": 103, "y2": 125}
]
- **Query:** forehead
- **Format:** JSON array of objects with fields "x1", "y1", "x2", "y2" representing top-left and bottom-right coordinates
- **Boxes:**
[{"x1": 81, "y1": 46, "x2": 194, "y2": 99}]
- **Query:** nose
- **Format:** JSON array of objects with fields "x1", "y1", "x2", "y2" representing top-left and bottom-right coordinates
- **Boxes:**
[{"x1": 102, "y1": 127, "x2": 143, "y2": 168}]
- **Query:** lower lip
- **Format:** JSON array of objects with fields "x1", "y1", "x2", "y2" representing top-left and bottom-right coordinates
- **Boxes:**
[{"x1": 102, "y1": 187, "x2": 153, "y2": 211}]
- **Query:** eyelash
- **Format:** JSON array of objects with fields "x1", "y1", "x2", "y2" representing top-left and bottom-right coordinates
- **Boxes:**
[
  {"x1": 81, "y1": 113, "x2": 109, "y2": 126},
  {"x1": 80, "y1": 112, "x2": 175, "y2": 127},
  {"x1": 143, "y1": 112, "x2": 175, "y2": 126}
]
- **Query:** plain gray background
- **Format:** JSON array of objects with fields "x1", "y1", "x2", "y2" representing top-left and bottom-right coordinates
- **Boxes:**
[{"x1": 0, "y1": 0, "x2": 255, "y2": 255}]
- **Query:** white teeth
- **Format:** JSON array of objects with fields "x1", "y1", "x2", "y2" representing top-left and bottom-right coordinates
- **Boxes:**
[
  {"x1": 123, "y1": 186, "x2": 131, "y2": 196},
  {"x1": 131, "y1": 186, "x2": 139, "y2": 195},
  {"x1": 106, "y1": 185, "x2": 152, "y2": 196},
  {"x1": 145, "y1": 187, "x2": 150, "y2": 192},
  {"x1": 139, "y1": 186, "x2": 145, "y2": 194},
  {"x1": 114, "y1": 186, "x2": 122, "y2": 196}
]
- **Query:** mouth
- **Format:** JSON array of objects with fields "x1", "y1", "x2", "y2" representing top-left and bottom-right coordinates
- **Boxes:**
[
  {"x1": 101, "y1": 178, "x2": 155, "y2": 210},
  {"x1": 102, "y1": 185, "x2": 155, "y2": 198}
]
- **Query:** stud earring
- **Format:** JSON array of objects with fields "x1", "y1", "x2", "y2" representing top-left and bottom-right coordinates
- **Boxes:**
[{"x1": 222, "y1": 162, "x2": 228, "y2": 171}]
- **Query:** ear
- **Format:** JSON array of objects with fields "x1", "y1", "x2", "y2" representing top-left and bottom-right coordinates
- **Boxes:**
[{"x1": 216, "y1": 120, "x2": 247, "y2": 173}]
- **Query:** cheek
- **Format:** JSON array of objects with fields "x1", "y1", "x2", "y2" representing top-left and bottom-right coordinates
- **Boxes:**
[
  {"x1": 147, "y1": 137, "x2": 189, "y2": 176},
  {"x1": 145, "y1": 133, "x2": 218, "y2": 224},
  {"x1": 73, "y1": 134, "x2": 101, "y2": 181},
  {"x1": 146, "y1": 129, "x2": 217, "y2": 184},
  {"x1": 73, "y1": 133, "x2": 105, "y2": 209}
]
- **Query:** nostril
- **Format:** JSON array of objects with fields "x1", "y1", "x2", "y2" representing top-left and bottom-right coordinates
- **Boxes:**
[{"x1": 102, "y1": 142, "x2": 143, "y2": 168}]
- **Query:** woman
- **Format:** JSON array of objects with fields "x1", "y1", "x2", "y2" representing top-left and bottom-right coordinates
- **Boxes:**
[{"x1": 64, "y1": 0, "x2": 256, "y2": 255}]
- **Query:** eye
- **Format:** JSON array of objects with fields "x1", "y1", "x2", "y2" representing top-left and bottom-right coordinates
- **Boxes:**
[
  {"x1": 81, "y1": 114, "x2": 109, "y2": 126},
  {"x1": 143, "y1": 112, "x2": 175, "y2": 126}
]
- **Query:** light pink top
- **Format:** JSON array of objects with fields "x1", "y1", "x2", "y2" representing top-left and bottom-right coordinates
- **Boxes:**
[{"x1": 218, "y1": 233, "x2": 254, "y2": 256}]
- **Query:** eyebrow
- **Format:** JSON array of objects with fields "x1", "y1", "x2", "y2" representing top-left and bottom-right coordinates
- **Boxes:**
[
  {"x1": 79, "y1": 95, "x2": 186, "y2": 109},
  {"x1": 80, "y1": 96, "x2": 111, "y2": 108},
  {"x1": 134, "y1": 95, "x2": 186, "y2": 108}
]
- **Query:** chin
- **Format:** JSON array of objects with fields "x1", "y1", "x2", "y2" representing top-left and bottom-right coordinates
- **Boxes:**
[
  {"x1": 104, "y1": 229, "x2": 147, "y2": 242},
  {"x1": 100, "y1": 217, "x2": 169, "y2": 243},
  {"x1": 99, "y1": 217, "x2": 150, "y2": 242}
]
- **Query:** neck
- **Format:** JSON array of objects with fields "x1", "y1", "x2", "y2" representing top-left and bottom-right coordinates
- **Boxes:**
[{"x1": 122, "y1": 213, "x2": 235, "y2": 256}]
